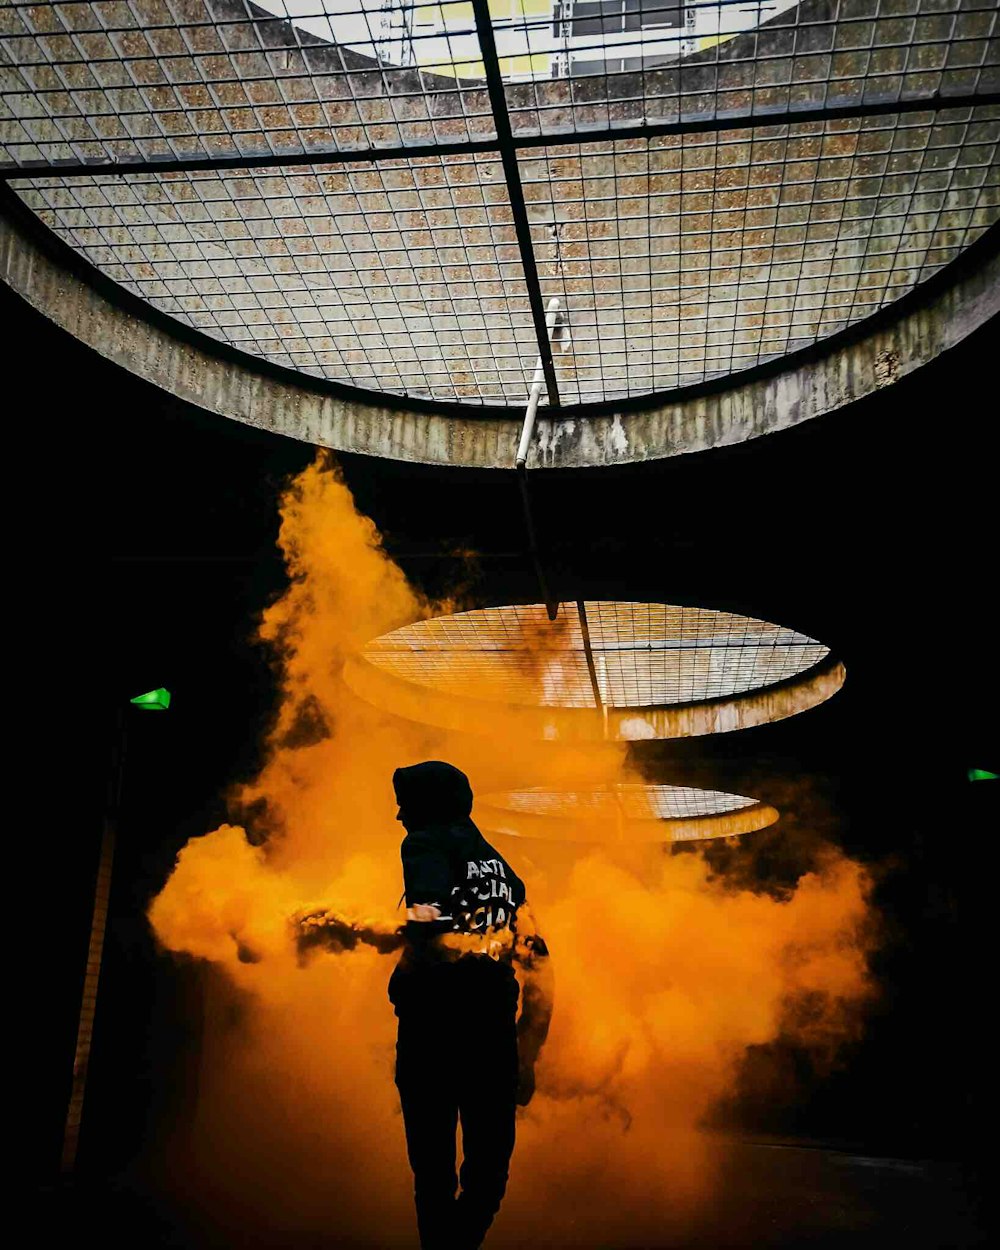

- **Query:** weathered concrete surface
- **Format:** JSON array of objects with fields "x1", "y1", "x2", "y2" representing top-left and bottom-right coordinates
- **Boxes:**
[
  {"x1": 342, "y1": 650, "x2": 846, "y2": 741},
  {"x1": 8, "y1": 0, "x2": 986, "y2": 168},
  {"x1": 2, "y1": 198, "x2": 995, "y2": 467}
]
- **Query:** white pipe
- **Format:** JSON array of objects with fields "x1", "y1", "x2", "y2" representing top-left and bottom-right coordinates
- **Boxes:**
[{"x1": 516, "y1": 297, "x2": 561, "y2": 470}]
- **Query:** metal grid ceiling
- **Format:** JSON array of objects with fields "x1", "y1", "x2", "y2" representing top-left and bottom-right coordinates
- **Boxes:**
[
  {"x1": 2, "y1": 0, "x2": 998, "y2": 405},
  {"x1": 361, "y1": 602, "x2": 831, "y2": 708},
  {"x1": 12, "y1": 157, "x2": 537, "y2": 392},
  {"x1": 489, "y1": 783, "x2": 759, "y2": 818}
]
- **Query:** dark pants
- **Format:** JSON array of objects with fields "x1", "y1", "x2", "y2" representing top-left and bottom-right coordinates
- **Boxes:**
[{"x1": 394, "y1": 997, "x2": 518, "y2": 1250}]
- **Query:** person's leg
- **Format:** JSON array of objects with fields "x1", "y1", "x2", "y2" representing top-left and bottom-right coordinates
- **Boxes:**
[
  {"x1": 454, "y1": 1014, "x2": 519, "y2": 1250},
  {"x1": 396, "y1": 1015, "x2": 460, "y2": 1250}
]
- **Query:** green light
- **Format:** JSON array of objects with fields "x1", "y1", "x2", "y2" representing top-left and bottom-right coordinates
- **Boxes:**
[
  {"x1": 968, "y1": 768, "x2": 998, "y2": 782},
  {"x1": 130, "y1": 687, "x2": 171, "y2": 712}
]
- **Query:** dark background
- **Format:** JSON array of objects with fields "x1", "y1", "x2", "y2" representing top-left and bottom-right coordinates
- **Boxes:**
[{"x1": 17, "y1": 273, "x2": 996, "y2": 1217}]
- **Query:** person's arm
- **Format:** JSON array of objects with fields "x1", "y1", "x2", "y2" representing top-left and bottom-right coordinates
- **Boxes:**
[
  {"x1": 401, "y1": 830, "x2": 453, "y2": 931},
  {"x1": 514, "y1": 903, "x2": 554, "y2": 1106},
  {"x1": 289, "y1": 832, "x2": 453, "y2": 960}
]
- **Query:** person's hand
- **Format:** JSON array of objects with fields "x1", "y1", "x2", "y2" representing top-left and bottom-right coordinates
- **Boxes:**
[
  {"x1": 516, "y1": 1063, "x2": 536, "y2": 1107},
  {"x1": 407, "y1": 903, "x2": 442, "y2": 922}
]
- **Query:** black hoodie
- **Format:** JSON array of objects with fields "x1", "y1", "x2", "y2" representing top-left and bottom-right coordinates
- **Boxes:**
[{"x1": 388, "y1": 761, "x2": 527, "y2": 1015}]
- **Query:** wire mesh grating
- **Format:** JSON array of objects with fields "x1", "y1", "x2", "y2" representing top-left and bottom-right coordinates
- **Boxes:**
[
  {"x1": 477, "y1": 782, "x2": 780, "y2": 841},
  {"x1": 361, "y1": 601, "x2": 832, "y2": 708},
  {"x1": 2, "y1": 0, "x2": 997, "y2": 404},
  {"x1": 490, "y1": 784, "x2": 759, "y2": 817}
]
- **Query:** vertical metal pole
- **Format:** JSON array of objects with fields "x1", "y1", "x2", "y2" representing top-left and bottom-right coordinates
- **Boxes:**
[
  {"x1": 576, "y1": 599, "x2": 611, "y2": 739},
  {"x1": 470, "y1": 0, "x2": 561, "y2": 407},
  {"x1": 61, "y1": 706, "x2": 127, "y2": 1175},
  {"x1": 516, "y1": 298, "x2": 561, "y2": 470},
  {"x1": 575, "y1": 600, "x2": 604, "y2": 712},
  {"x1": 518, "y1": 469, "x2": 559, "y2": 620},
  {"x1": 517, "y1": 298, "x2": 562, "y2": 619}
]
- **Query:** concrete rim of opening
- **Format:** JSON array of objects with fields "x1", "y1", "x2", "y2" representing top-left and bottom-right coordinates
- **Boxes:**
[
  {"x1": 4, "y1": 2, "x2": 998, "y2": 413},
  {"x1": 342, "y1": 601, "x2": 846, "y2": 741},
  {"x1": 1, "y1": 194, "x2": 997, "y2": 467},
  {"x1": 476, "y1": 784, "x2": 780, "y2": 843}
]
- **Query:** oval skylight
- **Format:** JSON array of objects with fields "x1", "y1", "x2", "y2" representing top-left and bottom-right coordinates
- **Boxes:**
[
  {"x1": 478, "y1": 783, "x2": 780, "y2": 841},
  {"x1": 258, "y1": 0, "x2": 799, "y2": 81},
  {"x1": 345, "y1": 601, "x2": 845, "y2": 739},
  {"x1": 3, "y1": 0, "x2": 996, "y2": 408}
]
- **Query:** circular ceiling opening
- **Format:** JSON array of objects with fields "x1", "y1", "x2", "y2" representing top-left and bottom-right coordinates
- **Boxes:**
[
  {"x1": 477, "y1": 783, "x2": 779, "y2": 842},
  {"x1": 260, "y1": 0, "x2": 795, "y2": 80},
  {"x1": 3, "y1": 1, "x2": 996, "y2": 409},
  {"x1": 344, "y1": 601, "x2": 845, "y2": 740}
]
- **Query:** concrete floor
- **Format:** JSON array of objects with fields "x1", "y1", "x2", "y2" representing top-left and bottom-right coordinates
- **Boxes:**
[{"x1": 39, "y1": 1138, "x2": 985, "y2": 1250}]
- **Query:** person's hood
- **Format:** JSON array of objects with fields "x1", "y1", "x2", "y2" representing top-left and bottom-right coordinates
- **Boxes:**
[{"x1": 393, "y1": 760, "x2": 474, "y2": 830}]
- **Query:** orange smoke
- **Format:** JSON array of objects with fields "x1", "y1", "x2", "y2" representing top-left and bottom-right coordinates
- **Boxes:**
[{"x1": 148, "y1": 455, "x2": 875, "y2": 1247}]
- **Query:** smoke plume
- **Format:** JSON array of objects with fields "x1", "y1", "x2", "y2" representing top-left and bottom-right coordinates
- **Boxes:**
[{"x1": 148, "y1": 455, "x2": 875, "y2": 1247}]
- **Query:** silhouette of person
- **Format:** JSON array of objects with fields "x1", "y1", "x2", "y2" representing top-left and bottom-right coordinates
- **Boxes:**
[{"x1": 389, "y1": 761, "x2": 553, "y2": 1250}]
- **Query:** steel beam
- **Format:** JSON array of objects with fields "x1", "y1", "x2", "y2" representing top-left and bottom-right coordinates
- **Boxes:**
[
  {"x1": 576, "y1": 601, "x2": 604, "y2": 711},
  {"x1": 469, "y1": 0, "x2": 560, "y2": 407},
  {"x1": 3, "y1": 92, "x2": 998, "y2": 184}
]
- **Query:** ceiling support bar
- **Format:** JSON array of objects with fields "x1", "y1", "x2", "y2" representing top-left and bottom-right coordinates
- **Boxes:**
[
  {"x1": 516, "y1": 297, "x2": 562, "y2": 468},
  {"x1": 3, "y1": 92, "x2": 998, "y2": 183},
  {"x1": 576, "y1": 600, "x2": 605, "y2": 712},
  {"x1": 470, "y1": 0, "x2": 561, "y2": 407},
  {"x1": 516, "y1": 296, "x2": 563, "y2": 618},
  {"x1": 517, "y1": 471, "x2": 559, "y2": 622}
]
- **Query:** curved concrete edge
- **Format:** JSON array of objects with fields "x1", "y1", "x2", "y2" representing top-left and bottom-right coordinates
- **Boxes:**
[
  {"x1": 475, "y1": 800, "x2": 780, "y2": 843},
  {"x1": 532, "y1": 250, "x2": 1000, "y2": 469},
  {"x1": 609, "y1": 659, "x2": 847, "y2": 740},
  {"x1": 4, "y1": 199, "x2": 994, "y2": 468},
  {"x1": 0, "y1": 203, "x2": 518, "y2": 465},
  {"x1": 342, "y1": 651, "x2": 846, "y2": 742}
]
